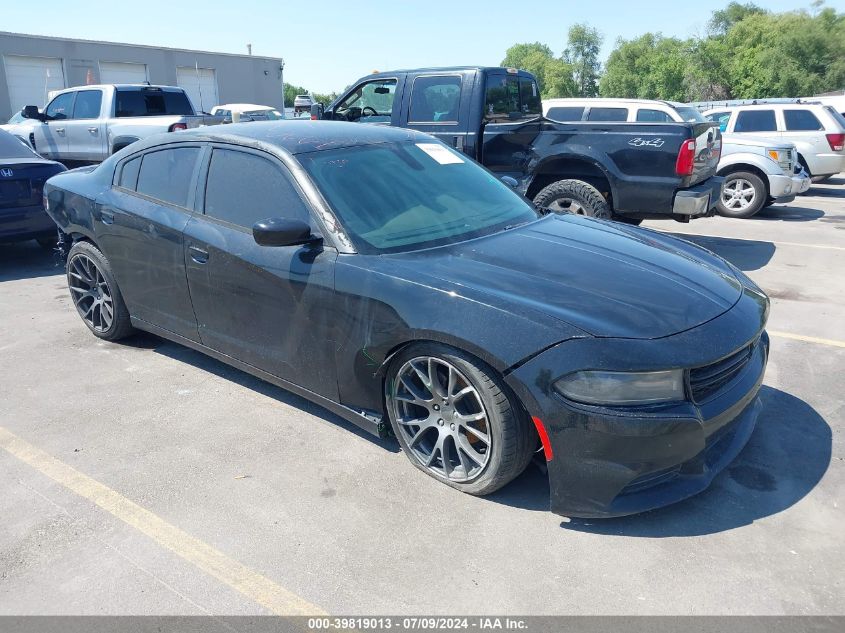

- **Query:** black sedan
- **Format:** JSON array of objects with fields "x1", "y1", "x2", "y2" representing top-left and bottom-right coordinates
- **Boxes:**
[
  {"x1": 1, "y1": 128, "x2": 65, "y2": 246},
  {"x1": 43, "y1": 122, "x2": 769, "y2": 517}
]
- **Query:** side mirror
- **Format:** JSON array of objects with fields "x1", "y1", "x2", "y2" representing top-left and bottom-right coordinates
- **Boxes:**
[
  {"x1": 253, "y1": 217, "x2": 320, "y2": 247},
  {"x1": 500, "y1": 176, "x2": 519, "y2": 189},
  {"x1": 22, "y1": 105, "x2": 43, "y2": 121},
  {"x1": 310, "y1": 103, "x2": 325, "y2": 120}
]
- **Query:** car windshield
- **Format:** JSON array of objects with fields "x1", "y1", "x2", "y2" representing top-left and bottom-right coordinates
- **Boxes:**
[
  {"x1": 674, "y1": 106, "x2": 707, "y2": 123},
  {"x1": 299, "y1": 141, "x2": 539, "y2": 254},
  {"x1": 0, "y1": 130, "x2": 39, "y2": 159}
]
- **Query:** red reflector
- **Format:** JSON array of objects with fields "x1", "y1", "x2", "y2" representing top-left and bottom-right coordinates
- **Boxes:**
[
  {"x1": 310, "y1": 114, "x2": 317, "y2": 120},
  {"x1": 826, "y1": 133, "x2": 845, "y2": 151},
  {"x1": 531, "y1": 417, "x2": 553, "y2": 462},
  {"x1": 168, "y1": 123, "x2": 188, "y2": 132},
  {"x1": 675, "y1": 139, "x2": 696, "y2": 176}
]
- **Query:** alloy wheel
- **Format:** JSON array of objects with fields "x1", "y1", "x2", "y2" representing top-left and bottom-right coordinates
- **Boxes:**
[
  {"x1": 68, "y1": 254, "x2": 114, "y2": 333},
  {"x1": 547, "y1": 197, "x2": 586, "y2": 215},
  {"x1": 722, "y1": 178, "x2": 757, "y2": 210},
  {"x1": 390, "y1": 357, "x2": 492, "y2": 482}
]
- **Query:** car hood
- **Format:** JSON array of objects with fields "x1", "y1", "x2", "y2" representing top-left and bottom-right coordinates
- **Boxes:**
[
  {"x1": 722, "y1": 134, "x2": 793, "y2": 151},
  {"x1": 388, "y1": 215, "x2": 743, "y2": 340}
]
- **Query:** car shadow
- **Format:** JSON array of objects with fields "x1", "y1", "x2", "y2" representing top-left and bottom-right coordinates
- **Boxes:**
[
  {"x1": 120, "y1": 331, "x2": 400, "y2": 452},
  {"x1": 754, "y1": 205, "x2": 825, "y2": 222},
  {"x1": 557, "y1": 386, "x2": 831, "y2": 537},
  {"x1": 0, "y1": 240, "x2": 63, "y2": 282},
  {"x1": 806, "y1": 181, "x2": 845, "y2": 197},
  {"x1": 665, "y1": 233, "x2": 776, "y2": 271}
]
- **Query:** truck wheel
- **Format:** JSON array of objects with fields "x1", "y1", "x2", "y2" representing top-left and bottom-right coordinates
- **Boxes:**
[
  {"x1": 385, "y1": 343, "x2": 535, "y2": 496},
  {"x1": 717, "y1": 171, "x2": 766, "y2": 218},
  {"x1": 533, "y1": 179, "x2": 611, "y2": 220}
]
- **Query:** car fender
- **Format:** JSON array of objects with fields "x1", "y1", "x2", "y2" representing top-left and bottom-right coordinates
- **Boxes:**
[{"x1": 718, "y1": 152, "x2": 783, "y2": 176}]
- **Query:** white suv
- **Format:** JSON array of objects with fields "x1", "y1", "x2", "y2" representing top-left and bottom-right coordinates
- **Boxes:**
[
  {"x1": 542, "y1": 98, "x2": 707, "y2": 124},
  {"x1": 702, "y1": 103, "x2": 845, "y2": 181}
]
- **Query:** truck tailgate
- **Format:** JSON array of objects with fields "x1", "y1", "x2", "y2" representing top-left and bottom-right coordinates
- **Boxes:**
[{"x1": 687, "y1": 122, "x2": 722, "y2": 186}]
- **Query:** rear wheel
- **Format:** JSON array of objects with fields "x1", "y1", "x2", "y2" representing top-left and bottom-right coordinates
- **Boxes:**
[
  {"x1": 385, "y1": 344, "x2": 535, "y2": 496},
  {"x1": 533, "y1": 179, "x2": 612, "y2": 220},
  {"x1": 717, "y1": 171, "x2": 766, "y2": 218},
  {"x1": 66, "y1": 241, "x2": 135, "y2": 341}
]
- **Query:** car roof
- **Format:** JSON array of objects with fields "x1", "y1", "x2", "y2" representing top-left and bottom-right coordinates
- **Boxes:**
[
  {"x1": 544, "y1": 97, "x2": 686, "y2": 108},
  {"x1": 214, "y1": 103, "x2": 273, "y2": 111},
  {"x1": 163, "y1": 120, "x2": 431, "y2": 154},
  {"x1": 703, "y1": 102, "x2": 826, "y2": 112}
]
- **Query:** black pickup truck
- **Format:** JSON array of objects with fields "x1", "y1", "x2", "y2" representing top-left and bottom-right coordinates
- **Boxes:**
[{"x1": 312, "y1": 66, "x2": 724, "y2": 223}]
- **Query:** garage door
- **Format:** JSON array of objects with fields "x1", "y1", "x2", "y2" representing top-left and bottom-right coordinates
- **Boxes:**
[
  {"x1": 176, "y1": 66, "x2": 218, "y2": 113},
  {"x1": 3, "y1": 55, "x2": 65, "y2": 112},
  {"x1": 99, "y1": 61, "x2": 148, "y2": 84}
]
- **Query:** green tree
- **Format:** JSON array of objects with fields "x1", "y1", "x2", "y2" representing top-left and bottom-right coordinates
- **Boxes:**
[
  {"x1": 283, "y1": 83, "x2": 308, "y2": 108},
  {"x1": 599, "y1": 33, "x2": 691, "y2": 101},
  {"x1": 501, "y1": 42, "x2": 576, "y2": 98},
  {"x1": 563, "y1": 24, "x2": 603, "y2": 97},
  {"x1": 708, "y1": 2, "x2": 767, "y2": 36}
]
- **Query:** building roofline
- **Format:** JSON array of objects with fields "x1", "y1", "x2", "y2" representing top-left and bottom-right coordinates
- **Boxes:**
[{"x1": 0, "y1": 30, "x2": 283, "y2": 63}]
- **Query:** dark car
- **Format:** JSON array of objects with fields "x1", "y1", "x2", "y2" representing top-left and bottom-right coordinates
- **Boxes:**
[
  {"x1": 0, "y1": 128, "x2": 65, "y2": 246},
  {"x1": 43, "y1": 121, "x2": 769, "y2": 518}
]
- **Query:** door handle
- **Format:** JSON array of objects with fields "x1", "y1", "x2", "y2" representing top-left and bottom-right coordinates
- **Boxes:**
[
  {"x1": 100, "y1": 210, "x2": 114, "y2": 225},
  {"x1": 88, "y1": 127, "x2": 99, "y2": 135},
  {"x1": 55, "y1": 127, "x2": 65, "y2": 135},
  {"x1": 188, "y1": 245, "x2": 209, "y2": 264}
]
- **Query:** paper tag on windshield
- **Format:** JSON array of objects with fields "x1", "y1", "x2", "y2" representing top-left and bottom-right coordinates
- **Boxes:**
[{"x1": 416, "y1": 143, "x2": 464, "y2": 165}]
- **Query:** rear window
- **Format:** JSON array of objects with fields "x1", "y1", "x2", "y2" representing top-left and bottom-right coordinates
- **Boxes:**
[
  {"x1": 825, "y1": 106, "x2": 845, "y2": 130},
  {"x1": 546, "y1": 106, "x2": 585, "y2": 122},
  {"x1": 784, "y1": 109, "x2": 823, "y2": 131},
  {"x1": 636, "y1": 109, "x2": 673, "y2": 123},
  {"x1": 735, "y1": 110, "x2": 777, "y2": 133},
  {"x1": 136, "y1": 147, "x2": 200, "y2": 207},
  {"x1": 410, "y1": 75, "x2": 462, "y2": 123},
  {"x1": 485, "y1": 75, "x2": 541, "y2": 122},
  {"x1": 72, "y1": 90, "x2": 102, "y2": 119},
  {"x1": 587, "y1": 107, "x2": 628, "y2": 122},
  {"x1": 674, "y1": 106, "x2": 706, "y2": 123},
  {"x1": 118, "y1": 156, "x2": 141, "y2": 190},
  {"x1": 115, "y1": 88, "x2": 194, "y2": 117}
]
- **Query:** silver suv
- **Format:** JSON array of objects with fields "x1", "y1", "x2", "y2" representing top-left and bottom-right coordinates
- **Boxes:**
[{"x1": 703, "y1": 102, "x2": 845, "y2": 181}]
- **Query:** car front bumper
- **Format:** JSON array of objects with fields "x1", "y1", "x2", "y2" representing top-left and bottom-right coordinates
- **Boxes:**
[
  {"x1": 505, "y1": 285, "x2": 769, "y2": 518},
  {"x1": 0, "y1": 203, "x2": 56, "y2": 241},
  {"x1": 673, "y1": 176, "x2": 725, "y2": 216}
]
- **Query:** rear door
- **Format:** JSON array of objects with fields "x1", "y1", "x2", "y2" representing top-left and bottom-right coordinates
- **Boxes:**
[
  {"x1": 63, "y1": 89, "x2": 107, "y2": 162},
  {"x1": 182, "y1": 145, "x2": 339, "y2": 398},
  {"x1": 95, "y1": 144, "x2": 203, "y2": 340},
  {"x1": 400, "y1": 73, "x2": 470, "y2": 152}
]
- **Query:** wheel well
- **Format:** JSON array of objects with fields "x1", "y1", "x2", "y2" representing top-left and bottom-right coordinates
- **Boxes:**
[
  {"x1": 717, "y1": 164, "x2": 771, "y2": 198},
  {"x1": 526, "y1": 159, "x2": 612, "y2": 201},
  {"x1": 796, "y1": 153, "x2": 812, "y2": 176}
]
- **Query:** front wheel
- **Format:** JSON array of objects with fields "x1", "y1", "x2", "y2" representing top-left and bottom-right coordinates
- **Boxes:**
[
  {"x1": 66, "y1": 241, "x2": 135, "y2": 341},
  {"x1": 717, "y1": 171, "x2": 766, "y2": 218},
  {"x1": 385, "y1": 344, "x2": 535, "y2": 496},
  {"x1": 533, "y1": 179, "x2": 612, "y2": 220}
]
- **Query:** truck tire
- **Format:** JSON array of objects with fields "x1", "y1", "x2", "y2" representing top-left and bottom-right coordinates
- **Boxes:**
[
  {"x1": 717, "y1": 171, "x2": 766, "y2": 218},
  {"x1": 533, "y1": 179, "x2": 612, "y2": 220}
]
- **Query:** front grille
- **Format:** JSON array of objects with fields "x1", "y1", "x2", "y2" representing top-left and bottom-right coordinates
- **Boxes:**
[{"x1": 689, "y1": 342, "x2": 754, "y2": 402}]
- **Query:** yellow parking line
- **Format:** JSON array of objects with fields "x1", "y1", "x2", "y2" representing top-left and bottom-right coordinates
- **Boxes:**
[
  {"x1": 768, "y1": 331, "x2": 845, "y2": 349},
  {"x1": 0, "y1": 426, "x2": 325, "y2": 616}
]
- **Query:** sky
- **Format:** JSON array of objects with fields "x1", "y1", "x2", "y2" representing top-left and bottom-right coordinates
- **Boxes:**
[{"x1": 1, "y1": 0, "x2": 842, "y2": 93}]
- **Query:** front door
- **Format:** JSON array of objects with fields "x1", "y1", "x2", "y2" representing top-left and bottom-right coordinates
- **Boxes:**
[
  {"x1": 94, "y1": 145, "x2": 203, "y2": 341},
  {"x1": 183, "y1": 145, "x2": 339, "y2": 399},
  {"x1": 31, "y1": 91, "x2": 74, "y2": 160}
]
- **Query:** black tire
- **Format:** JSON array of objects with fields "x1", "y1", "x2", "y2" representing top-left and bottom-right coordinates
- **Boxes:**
[
  {"x1": 385, "y1": 343, "x2": 535, "y2": 496},
  {"x1": 66, "y1": 241, "x2": 135, "y2": 341},
  {"x1": 533, "y1": 179, "x2": 612, "y2": 220},
  {"x1": 716, "y1": 171, "x2": 767, "y2": 218}
]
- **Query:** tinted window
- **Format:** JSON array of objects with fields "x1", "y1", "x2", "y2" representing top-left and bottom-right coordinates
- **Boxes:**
[
  {"x1": 519, "y1": 77, "x2": 541, "y2": 117},
  {"x1": 335, "y1": 79, "x2": 397, "y2": 123},
  {"x1": 485, "y1": 75, "x2": 540, "y2": 121},
  {"x1": 115, "y1": 88, "x2": 194, "y2": 117},
  {"x1": 587, "y1": 107, "x2": 628, "y2": 122},
  {"x1": 46, "y1": 92, "x2": 75, "y2": 120},
  {"x1": 118, "y1": 156, "x2": 141, "y2": 190},
  {"x1": 204, "y1": 149, "x2": 309, "y2": 228},
  {"x1": 784, "y1": 109, "x2": 823, "y2": 131},
  {"x1": 705, "y1": 111, "x2": 731, "y2": 132},
  {"x1": 735, "y1": 110, "x2": 776, "y2": 132},
  {"x1": 546, "y1": 106, "x2": 585, "y2": 122},
  {"x1": 136, "y1": 148, "x2": 200, "y2": 207},
  {"x1": 72, "y1": 90, "x2": 102, "y2": 119},
  {"x1": 410, "y1": 75, "x2": 462, "y2": 123},
  {"x1": 674, "y1": 106, "x2": 706, "y2": 123},
  {"x1": 636, "y1": 109, "x2": 673, "y2": 122}
]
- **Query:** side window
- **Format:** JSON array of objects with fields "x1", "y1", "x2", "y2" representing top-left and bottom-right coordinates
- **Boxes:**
[
  {"x1": 409, "y1": 75, "x2": 462, "y2": 123},
  {"x1": 784, "y1": 109, "x2": 823, "y2": 131},
  {"x1": 136, "y1": 147, "x2": 200, "y2": 207},
  {"x1": 518, "y1": 77, "x2": 541, "y2": 117},
  {"x1": 636, "y1": 109, "x2": 673, "y2": 123},
  {"x1": 46, "y1": 92, "x2": 75, "y2": 120},
  {"x1": 587, "y1": 107, "x2": 628, "y2": 122},
  {"x1": 546, "y1": 106, "x2": 585, "y2": 122},
  {"x1": 485, "y1": 75, "x2": 519, "y2": 121},
  {"x1": 734, "y1": 110, "x2": 776, "y2": 133},
  {"x1": 72, "y1": 90, "x2": 103, "y2": 120},
  {"x1": 335, "y1": 79, "x2": 397, "y2": 123},
  {"x1": 204, "y1": 149, "x2": 309, "y2": 229},
  {"x1": 118, "y1": 156, "x2": 141, "y2": 190}
]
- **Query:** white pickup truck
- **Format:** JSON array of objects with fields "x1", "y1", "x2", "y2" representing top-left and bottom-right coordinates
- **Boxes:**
[{"x1": 19, "y1": 84, "x2": 223, "y2": 165}]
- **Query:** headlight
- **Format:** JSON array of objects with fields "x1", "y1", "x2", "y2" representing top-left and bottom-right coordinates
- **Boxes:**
[
  {"x1": 554, "y1": 369, "x2": 686, "y2": 406},
  {"x1": 766, "y1": 148, "x2": 792, "y2": 171}
]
